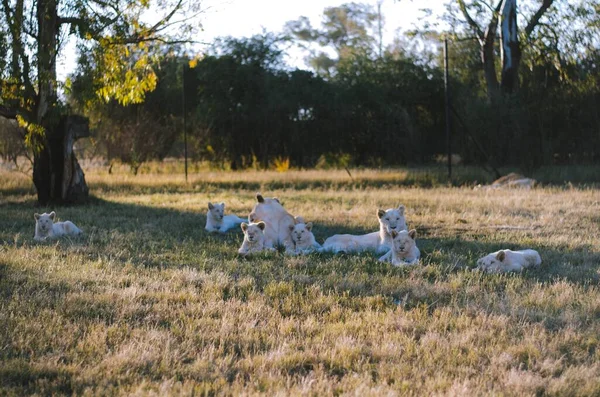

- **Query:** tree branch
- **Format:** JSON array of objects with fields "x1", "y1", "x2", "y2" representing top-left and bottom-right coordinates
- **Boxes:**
[
  {"x1": 57, "y1": 16, "x2": 87, "y2": 26},
  {"x1": 525, "y1": 0, "x2": 554, "y2": 38},
  {"x1": 106, "y1": 36, "x2": 197, "y2": 45},
  {"x1": 1, "y1": 0, "x2": 36, "y2": 105},
  {"x1": 144, "y1": 0, "x2": 184, "y2": 37},
  {"x1": 0, "y1": 104, "x2": 17, "y2": 119},
  {"x1": 457, "y1": 0, "x2": 484, "y2": 42},
  {"x1": 483, "y1": 0, "x2": 503, "y2": 48}
]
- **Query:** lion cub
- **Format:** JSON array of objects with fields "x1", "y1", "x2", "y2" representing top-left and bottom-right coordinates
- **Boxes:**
[
  {"x1": 379, "y1": 229, "x2": 420, "y2": 266},
  {"x1": 476, "y1": 249, "x2": 541, "y2": 273},
  {"x1": 205, "y1": 202, "x2": 246, "y2": 233},
  {"x1": 289, "y1": 222, "x2": 321, "y2": 255},
  {"x1": 238, "y1": 221, "x2": 275, "y2": 256},
  {"x1": 34, "y1": 212, "x2": 82, "y2": 241}
]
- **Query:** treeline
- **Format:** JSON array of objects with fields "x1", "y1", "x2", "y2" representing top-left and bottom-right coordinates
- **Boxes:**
[
  {"x1": 69, "y1": 35, "x2": 444, "y2": 170},
  {"x1": 62, "y1": 2, "x2": 600, "y2": 171}
]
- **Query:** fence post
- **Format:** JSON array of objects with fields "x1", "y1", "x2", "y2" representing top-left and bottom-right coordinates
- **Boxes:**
[
  {"x1": 444, "y1": 37, "x2": 452, "y2": 183},
  {"x1": 182, "y1": 61, "x2": 188, "y2": 182}
]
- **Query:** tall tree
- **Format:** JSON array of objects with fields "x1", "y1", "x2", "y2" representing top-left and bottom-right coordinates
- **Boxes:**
[
  {"x1": 455, "y1": 0, "x2": 554, "y2": 98},
  {"x1": 285, "y1": 2, "x2": 379, "y2": 76},
  {"x1": 0, "y1": 0, "x2": 201, "y2": 204}
]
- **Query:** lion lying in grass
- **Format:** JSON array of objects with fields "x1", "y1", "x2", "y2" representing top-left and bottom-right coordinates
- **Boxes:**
[
  {"x1": 321, "y1": 205, "x2": 407, "y2": 254},
  {"x1": 289, "y1": 221, "x2": 321, "y2": 255},
  {"x1": 205, "y1": 202, "x2": 246, "y2": 233},
  {"x1": 34, "y1": 212, "x2": 82, "y2": 241},
  {"x1": 379, "y1": 229, "x2": 420, "y2": 266},
  {"x1": 476, "y1": 249, "x2": 541, "y2": 273},
  {"x1": 238, "y1": 221, "x2": 275, "y2": 256}
]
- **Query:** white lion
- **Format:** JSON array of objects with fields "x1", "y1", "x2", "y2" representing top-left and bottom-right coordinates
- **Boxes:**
[
  {"x1": 476, "y1": 249, "x2": 542, "y2": 273},
  {"x1": 34, "y1": 212, "x2": 82, "y2": 241},
  {"x1": 379, "y1": 229, "x2": 420, "y2": 266},
  {"x1": 248, "y1": 193, "x2": 302, "y2": 253},
  {"x1": 289, "y1": 222, "x2": 321, "y2": 255},
  {"x1": 238, "y1": 221, "x2": 275, "y2": 256},
  {"x1": 205, "y1": 202, "x2": 246, "y2": 233},
  {"x1": 320, "y1": 205, "x2": 407, "y2": 254}
]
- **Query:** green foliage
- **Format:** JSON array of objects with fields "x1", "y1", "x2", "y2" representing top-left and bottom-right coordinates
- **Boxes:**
[
  {"x1": 93, "y1": 42, "x2": 159, "y2": 106},
  {"x1": 0, "y1": 0, "x2": 199, "y2": 154},
  {"x1": 62, "y1": 0, "x2": 600, "y2": 173},
  {"x1": 70, "y1": 53, "x2": 183, "y2": 168}
]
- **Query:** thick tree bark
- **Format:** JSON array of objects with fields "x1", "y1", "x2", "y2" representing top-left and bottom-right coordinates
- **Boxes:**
[
  {"x1": 500, "y1": 0, "x2": 521, "y2": 94},
  {"x1": 33, "y1": 115, "x2": 90, "y2": 205},
  {"x1": 31, "y1": 0, "x2": 89, "y2": 205},
  {"x1": 481, "y1": 14, "x2": 500, "y2": 99}
]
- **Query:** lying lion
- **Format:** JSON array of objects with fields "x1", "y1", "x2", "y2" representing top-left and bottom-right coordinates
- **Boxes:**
[
  {"x1": 476, "y1": 249, "x2": 541, "y2": 273},
  {"x1": 321, "y1": 205, "x2": 407, "y2": 254}
]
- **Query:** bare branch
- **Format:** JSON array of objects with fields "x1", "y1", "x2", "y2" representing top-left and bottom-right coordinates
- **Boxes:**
[
  {"x1": 483, "y1": 0, "x2": 503, "y2": 48},
  {"x1": 106, "y1": 36, "x2": 198, "y2": 45},
  {"x1": 457, "y1": 0, "x2": 484, "y2": 42},
  {"x1": 143, "y1": 0, "x2": 184, "y2": 37},
  {"x1": 525, "y1": 0, "x2": 554, "y2": 38},
  {"x1": 1, "y1": 0, "x2": 36, "y2": 103},
  {"x1": 57, "y1": 16, "x2": 87, "y2": 26}
]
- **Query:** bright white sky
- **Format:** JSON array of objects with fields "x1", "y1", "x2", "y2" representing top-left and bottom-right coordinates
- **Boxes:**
[{"x1": 56, "y1": 0, "x2": 445, "y2": 81}]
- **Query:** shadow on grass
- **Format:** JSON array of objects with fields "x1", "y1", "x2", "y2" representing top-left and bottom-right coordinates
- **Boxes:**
[
  {"x1": 1, "y1": 194, "x2": 599, "y2": 393},
  {"x1": 419, "y1": 235, "x2": 600, "y2": 284},
  {"x1": 1, "y1": 193, "x2": 598, "y2": 325},
  {"x1": 1, "y1": 194, "x2": 598, "y2": 285}
]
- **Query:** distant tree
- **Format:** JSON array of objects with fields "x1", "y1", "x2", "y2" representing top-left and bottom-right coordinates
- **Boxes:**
[
  {"x1": 0, "y1": 0, "x2": 201, "y2": 204},
  {"x1": 449, "y1": 0, "x2": 555, "y2": 98},
  {"x1": 285, "y1": 2, "x2": 379, "y2": 76}
]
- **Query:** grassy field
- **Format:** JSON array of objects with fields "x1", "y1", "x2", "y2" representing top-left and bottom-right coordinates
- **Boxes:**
[{"x1": 1, "y1": 166, "x2": 599, "y2": 395}]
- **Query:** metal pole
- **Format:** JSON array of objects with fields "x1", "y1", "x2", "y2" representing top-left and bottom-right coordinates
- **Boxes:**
[
  {"x1": 444, "y1": 37, "x2": 452, "y2": 183},
  {"x1": 182, "y1": 61, "x2": 188, "y2": 182}
]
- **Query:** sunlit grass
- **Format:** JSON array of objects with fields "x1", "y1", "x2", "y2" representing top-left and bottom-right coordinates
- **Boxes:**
[{"x1": 0, "y1": 166, "x2": 599, "y2": 395}]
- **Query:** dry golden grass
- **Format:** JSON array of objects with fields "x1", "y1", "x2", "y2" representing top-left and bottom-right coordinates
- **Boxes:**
[{"x1": 1, "y1": 166, "x2": 599, "y2": 395}]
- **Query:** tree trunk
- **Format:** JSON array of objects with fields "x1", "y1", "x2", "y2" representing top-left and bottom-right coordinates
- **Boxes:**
[
  {"x1": 36, "y1": 0, "x2": 57, "y2": 124},
  {"x1": 458, "y1": 0, "x2": 504, "y2": 101},
  {"x1": 500, "y1": 0, "x2": 521, "y2": 94},
  {"x1": 481, "y1": 36, "x2": 499, "y2": 99},
  {"x1": 33, "y1": 115, "x2": 90, "y2": 205},
  {"x1": 32, "y1": 0, "x2": 89, "y2": 205}
]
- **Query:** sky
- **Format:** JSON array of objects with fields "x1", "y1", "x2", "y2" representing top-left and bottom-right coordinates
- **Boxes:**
[{"x1": 56, "y1": 0, "x2": 445, "y2": 81}]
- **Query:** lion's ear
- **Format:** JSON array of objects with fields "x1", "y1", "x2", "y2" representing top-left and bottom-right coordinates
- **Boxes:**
[
  {"x1": 397, "y1": 205, "x2": 405, "y2": 215},
  {"x1": 241, "y1": 223, "x2": 248, "y2": 232},
  {"x1": 34, "y1": 213, "x2": 40, "y2": 220},
  {"x1": 496, "y1": 250, "x2": 506, "y2": 261},
  {"x1": 377, "y1": 209, "x2": 385, "y2": 219},
  {"x1": 257, "y1": 221, "x2": 266, "y2": 231},
  {"x1": 256, "y1": 193, "x2": 264, "y2": 203},
  {"x1": 208, "y1": 202, "x2": 214, "y2": 210},
  {"x1": 273, "y1": 197, "x2": 280, "y2": 203},
  {"x1": 289, "y1": 224, "x2": 295, "y2": 232},
  {"x1": 219, "y1": 202, "x2": 225, "y2": 207},
  {"x1": 305, "y1": 222, "x2": 313, "y2": 231},
  {"x1": 49, "y1": 211, "x2": 56, "y2": 220},
  {"x1": 408, "y1": 229, "x2": 417, "y2": 239},
  {"x1": 391, "y1": 230, "x2": 398, "y2": 238}
]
